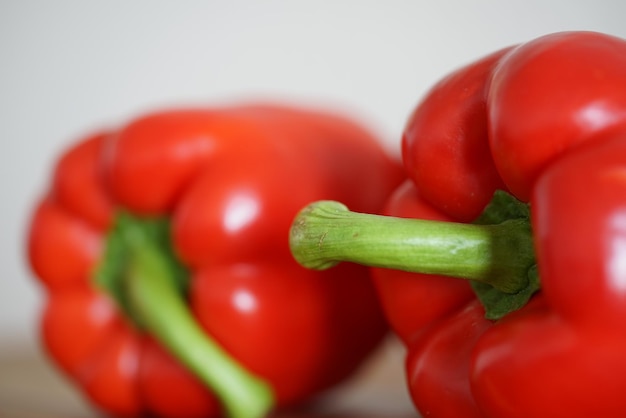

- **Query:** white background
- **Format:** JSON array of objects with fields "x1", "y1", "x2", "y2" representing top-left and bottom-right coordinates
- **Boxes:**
[{"x1": 2, "y1": 1, "x2": 626, "y2": 350}]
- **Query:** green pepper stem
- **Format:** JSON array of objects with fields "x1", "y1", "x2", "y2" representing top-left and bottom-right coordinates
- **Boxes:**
[
  {"x1": 289, "y1": 201, "x2": 535, "y2": 294},
  {"x1": 123, "y1": 222, "x2": 274, "y2": 418}
]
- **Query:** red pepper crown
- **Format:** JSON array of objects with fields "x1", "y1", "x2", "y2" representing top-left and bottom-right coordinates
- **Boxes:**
[
  {"x1": 26, "y1": 105, "x2": 403, "y2": 418},
  {"x1": 289, "y1": 30, "x2": 626, "y2": 418},
  {"x1": 289, "y1": 30, "x2": 626, "y2": 321}
]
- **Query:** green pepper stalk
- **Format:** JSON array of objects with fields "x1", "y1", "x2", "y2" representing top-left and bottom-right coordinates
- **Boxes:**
[
  {"x1": 97, "y1": 212, "x2": 274, "y2": 418},
  {"x1": 289, "y1": 192, "x2": 540, "y2": 319}
]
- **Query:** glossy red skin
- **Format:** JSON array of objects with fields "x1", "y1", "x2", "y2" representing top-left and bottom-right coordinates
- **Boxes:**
[
  {"x1": 402, "y1": 47, "x2": 512, "y2": 222},
  {"x1": 382, "y1": 31, "x2": 626, "y2": 417},
  {"x1": 140, "y1": 338, "x2": 222, "y2": 418},
  {"x1": 27, "y1": 105, "x2": 403, "y2": 417},
  {"x1": 471, "y1": 132, "x2": 626, "y2": 418},
  {"x1": 489, "y1": 31, "x2": 626, "y2": 201},
  {"x1": 192, "y1": 261, "x2": 389, "y2": 402},
  {"x1": 406, "y1": 300, "x2": 492, "y2": 418}
]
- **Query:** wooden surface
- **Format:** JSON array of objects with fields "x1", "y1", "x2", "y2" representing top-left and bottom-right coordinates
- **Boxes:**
[{"x1": 0, "y1": 336, "x2": 418, "y2": 418}]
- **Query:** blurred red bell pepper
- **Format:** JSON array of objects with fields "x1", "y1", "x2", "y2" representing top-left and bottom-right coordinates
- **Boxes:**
[
  {"x1": 290, "y1": 31, "x2": 626, "y2": 418},
  {"x1": 27, "y1": 104, "x2": 403, "y2": 418}
]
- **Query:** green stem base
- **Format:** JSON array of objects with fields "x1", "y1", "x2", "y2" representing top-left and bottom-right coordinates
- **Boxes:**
[
  {"x1": 96, "y1": 212, "x2": 274, "y2": 418},
  {"x1": 289, "y1": 191, "x2": 539, "y2": 319}
]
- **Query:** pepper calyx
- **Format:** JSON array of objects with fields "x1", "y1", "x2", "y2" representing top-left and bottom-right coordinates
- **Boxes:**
[
  {"x1": 470, "y1": 190, "x2": 539, "y2": 319},
  {"x1": 94, "y1": 211, "x2": 188, "y2": 327},
  {"x1": 94, "y1": 211, "x2": 275, "y2": 418}
]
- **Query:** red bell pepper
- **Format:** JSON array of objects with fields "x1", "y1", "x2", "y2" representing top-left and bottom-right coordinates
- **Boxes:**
[
  {"x1": 290, "y1": 31, "x2": 626, "y2": 418},
  {"x1": 27, "y1": 104, "x2": 403, "y2": 418}
]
